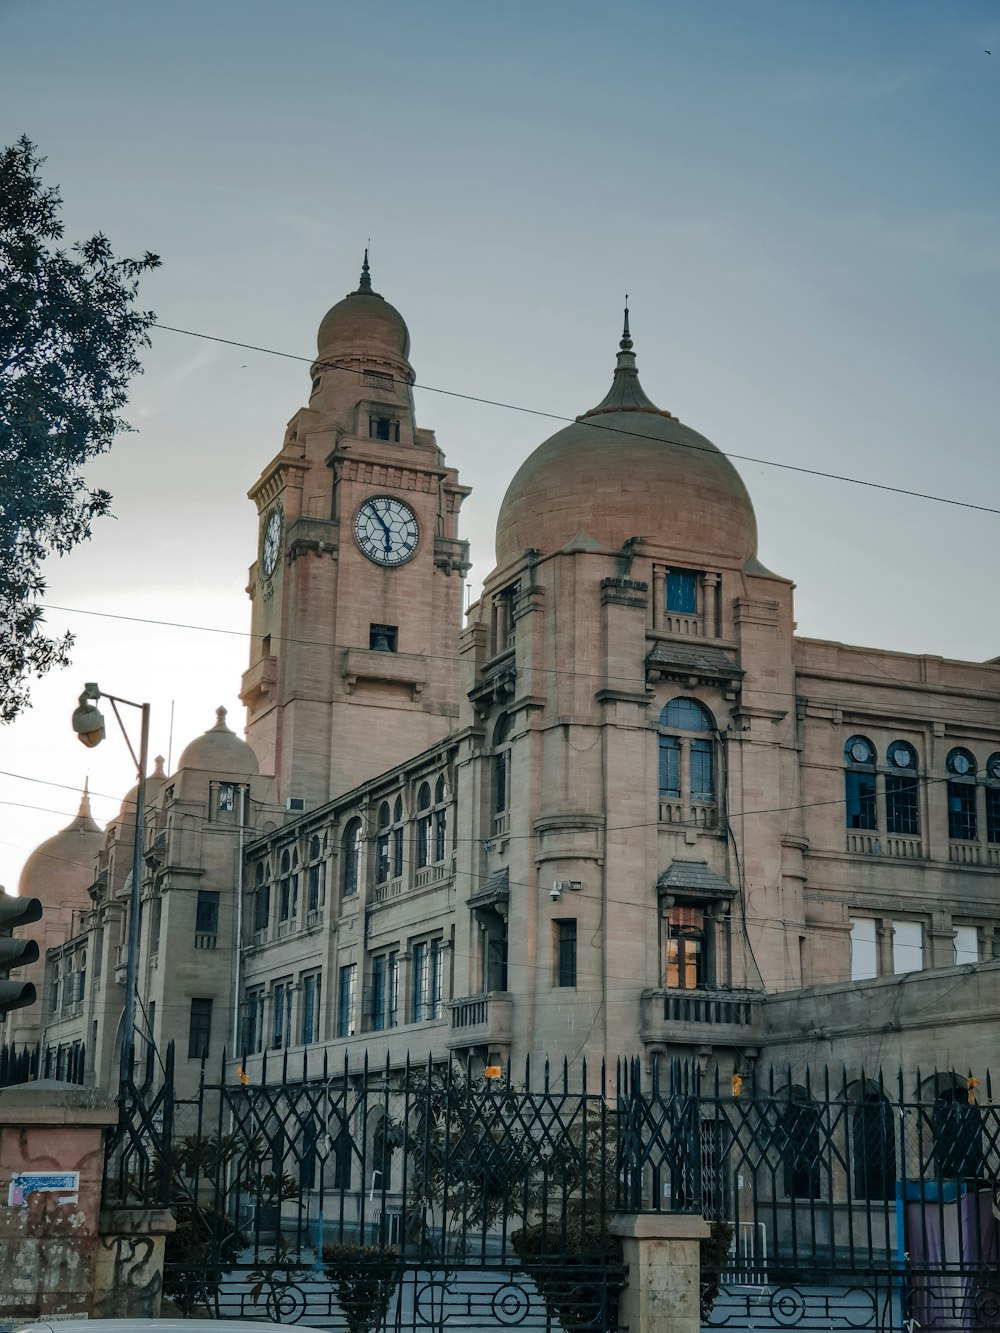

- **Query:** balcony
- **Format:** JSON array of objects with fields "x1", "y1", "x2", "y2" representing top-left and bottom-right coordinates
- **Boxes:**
[
  {"x1": 640, "y1": 987, "x2": 759, "y2": 1049},
  {"x1": 446, "y1": 991, "x2": 513, "y2": 1053},
  {"x1": 414, "y1": 863, "x2": 449, "y2": 890}
]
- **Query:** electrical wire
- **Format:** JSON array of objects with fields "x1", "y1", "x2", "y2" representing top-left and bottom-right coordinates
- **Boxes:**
[{"x1": 152, "y1": 321, "x2": 1000, "y2": 519}]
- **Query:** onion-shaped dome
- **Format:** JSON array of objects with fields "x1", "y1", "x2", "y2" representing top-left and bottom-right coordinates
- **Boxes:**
[
  {"x1": 177, "y1": 707, "x2": 259, "y2": 776},
  {"x1": 316, "y1": 250, "x2": 411, "y2": 367},
  {"x1": 496, "y1": 311, "x2": 758, "y2": 569},
  {"x1": 17, "y1": 785, "x2": 103, "y2": 909}
]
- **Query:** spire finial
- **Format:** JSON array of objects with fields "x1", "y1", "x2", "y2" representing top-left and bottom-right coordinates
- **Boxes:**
[
  {"x1": 79, "y1": 779, "x2": 92, "y2": 820},
  {"x1": 358, "y1": 245, "x2": 372, "y2": 293},
  {"x1": 620, "y1": 295, "x2": 633, "y2": 352}
]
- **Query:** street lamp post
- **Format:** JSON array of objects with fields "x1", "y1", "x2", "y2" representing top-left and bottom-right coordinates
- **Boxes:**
[{"x1": 72, "y1": 683, "x2": 150, "y2": 1087}]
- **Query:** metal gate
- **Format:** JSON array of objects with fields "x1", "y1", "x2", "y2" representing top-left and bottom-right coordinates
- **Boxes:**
[{"x1": 104, "y1": 1046, "x2": 628, "y2": 1331}]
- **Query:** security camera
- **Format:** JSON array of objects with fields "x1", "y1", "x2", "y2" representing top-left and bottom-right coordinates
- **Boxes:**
[
  {"x1": 549, "y1": 883, "x2": 561, "y2": 901},
  {"x1": 72, "y1": 685, "x2": 106, "y2": 748}
]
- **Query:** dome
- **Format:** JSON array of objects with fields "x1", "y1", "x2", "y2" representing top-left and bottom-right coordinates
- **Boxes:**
[
  {"x1": 116, "y1": 755, "x2": 167, "y2": 820},
  {"x1": 316, "y1": 252, "x2": 411, "y2": 364},
  {"x1": 18, "y1": 785, "x2": 103, "y2": 908},
  {"x1": 177, "y1": 707, "x2": 259, "y2": 776},
  {"x1": 495, "y1": 317, "x2": 758, "y2": 569}
]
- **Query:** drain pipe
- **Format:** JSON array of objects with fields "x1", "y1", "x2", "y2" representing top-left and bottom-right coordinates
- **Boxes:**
[{"x1": 232, "y1": 783, "x2": 247, "y2": 1055}]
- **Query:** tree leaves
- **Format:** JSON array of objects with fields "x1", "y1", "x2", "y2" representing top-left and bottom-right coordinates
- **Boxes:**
[{"x1": 0, "y1": 136, "x2": 160, "y2": 721}]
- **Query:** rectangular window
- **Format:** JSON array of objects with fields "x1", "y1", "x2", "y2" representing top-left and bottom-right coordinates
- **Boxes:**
[
  {"x1": 412, "y1": 941, "x2": 428, "y2": 1021},
  {"x1": 986, "y1": 788, "x2": 1000, "y2": 844},
  {"x1": 371, "y1": 955, "x2": 386, "y2": 1032},
  {"x1": 188, "y1": 998, "x2": 213, "y2": 1060},
  {"x1": 954, "y1": 925, "x2": 978, "y2": 966},
  {"x1": 850, "y1": 916, "x2": 878, "y2": 981},
  {"x1": 434, "y1": 808, "x2": 446, "y2": 863},
  {"x1": 659, "y1": 737, "x2": 680, "y2": 799},
  {"x1": 690, "y1": 739, "x2": 714, "y2": 800},
  {"x1": 665, "y1": 906, "x2": 704, "y2": 989},
  {"x1": 886, "y1": 775, "x2": 920, "y2": 836},
  {"x1": 392, "y1": 826, "x2": 403, "y2": 878},
  {"x1": 243, "y1": 990, "x2": 264, "y2": 1054},
  {"x1": 845, "y1": 771, "x2": 877, "y2": 830},
  {"x1": 948, "y1": 782, "x2": 977, "y2": 840},
  {"x1": 556, "y1": 920, "x2": 577, "y2": 987},
  {"x1": 272, "y1": 980, "x2": 292, "y2": 1049},
  {"x1": 218, "y1": 782, "x2": 235, "y2": 812},
  {"x1": 254, "y1": 881, "x2": 270, "y2": 932},
  {"x1": 387, "y1": 951, "x2": 399, "y2": 1028},
  {"x1": 376, "y1": 832, "x2": 390, "y2": 884},
  {"x1": 301, "y1": 973, "x2": 321, "y2": 1045},
  {"x1": 307, "y1": 862, "x2": 322, "y2": 914},
  {"x1": 892, "y1": 920, "x2": 923, "y2": 975},
  {"x1": 150, "y1": 896, "x2": 162, "y2": 951},
  {"x1": 338, "y1": 963, "x2": 357, "y2": 1038},
  {"x1": 370, "y1": 416, "x2": 397, "y2": 441},
  {"x1": 666, "y1": 570, "x2": 698, "y2": 614},
  {"x1": 430, "y1": 939, "x2": 443, "y2": 1018},
  {"x1": 416, "y1": 815, "x2": 431, "y2": 869},
  {"x1": 196, "y1": 890, "x2": 220, "y2": 936}
]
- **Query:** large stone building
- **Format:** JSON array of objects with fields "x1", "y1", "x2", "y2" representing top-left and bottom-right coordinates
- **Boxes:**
[{"x1": 5, "y1": 259, "x2": 1000, "y2": 1093}]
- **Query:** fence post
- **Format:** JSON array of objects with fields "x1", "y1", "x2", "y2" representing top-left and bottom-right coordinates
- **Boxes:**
[{"x1": 610, "y1": 1213, "x2": 709, "y2": 1333}]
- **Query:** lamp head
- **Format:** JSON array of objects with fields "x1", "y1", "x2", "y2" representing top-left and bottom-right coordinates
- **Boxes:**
[{"x1": 72, "y1": 685, "x2": 106, "y2": 748}]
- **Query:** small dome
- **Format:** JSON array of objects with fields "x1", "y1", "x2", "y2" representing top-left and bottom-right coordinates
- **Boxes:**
[
  {"x1": 18, "y1": 786, "x2": 103, "y2": 909},
  {"x1": 117, "y1": 755, "x2": 167, "y2": 820},
  {"x1": 495, "y1": 317, "x2": 758, "y2": 568},
  {"x1": 177, "y1": 707, "x2": 259, "y2": 776},
  {"x1": 316, "y1": 252, "x2": 411, "y2": 364}
]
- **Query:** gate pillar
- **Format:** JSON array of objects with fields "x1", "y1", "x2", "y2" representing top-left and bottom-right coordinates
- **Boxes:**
[
  {"x1": 610, "y1": 1212, "x2": 709, "y2": 1333},
  {"x1": 0, "y1": 1080, "x2": 117, "y2": 1322}
]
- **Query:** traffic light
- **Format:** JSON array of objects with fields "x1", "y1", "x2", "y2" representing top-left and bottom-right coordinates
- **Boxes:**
[{"x1": 0, "y1": 893, "x2": 42, "y2": 1015}]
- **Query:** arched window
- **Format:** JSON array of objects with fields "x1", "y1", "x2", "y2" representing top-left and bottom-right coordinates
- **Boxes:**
[
  {"x1": 416, "y1": 783, "x2": 432, "y2": 869},
  {"x1": 493, "y1": 714, "x2": 512, "y2": 830},
  {"x1": 375, "y1": 802, "x2": 391, "y2": 884},
  {"x1": 844, "y1": 736, "x2": 877, "y2": 831},
  {"x1": 253, "y1": 861, "x2": 270, "y2": 934},
  {"x1": 342, "y1": 818, "x2": 362, "y2": 897},
  {"x1": 852, "y1": 1086, "x2": 896, "y2": 1200},
  {"x1": 278, "y1": 848, "x2": 298, "y2": 922},
  {"x1": 946, "y1": 747, "x2": 978, "y2": 841},
  {"x1": 307, "y1": 835, "x2": 324, "y2": 915},
  {"x1": 986, "y1": 752, "x2": 1000, "y2": 845},
  {"x1": 392, "y1": 796, "x2": 404, "y2": 877},
  {"x1": 434, "y1": 776, "x2": 447, "y2": 863},
  {"x1": 885, "y1": 741, "x2": 920, "y2": 836},
  {"x1": 657, "y1": 697, "x2": 717, "y2": 824}
]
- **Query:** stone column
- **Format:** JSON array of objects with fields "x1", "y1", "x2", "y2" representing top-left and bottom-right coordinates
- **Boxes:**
[
  {"x1": 610, "y1": 1212, "x2": 710, "y2": 1333},
  {"x1": 653, "y1": 567, "x2": 665, "y2": 630}
]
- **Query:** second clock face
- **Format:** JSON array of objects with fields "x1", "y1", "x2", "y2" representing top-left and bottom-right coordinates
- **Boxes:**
[
  {"x1": 354, "y1": 496, "x2": 419, "y2": 566},
  {"x1": 262, "y1": 508, "x2": 283, "y2": 577}
]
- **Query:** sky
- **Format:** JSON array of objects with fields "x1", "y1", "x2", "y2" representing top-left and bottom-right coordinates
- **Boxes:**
[{"x1": 1, "y1": 0, "x2": 999, "y2": 896}]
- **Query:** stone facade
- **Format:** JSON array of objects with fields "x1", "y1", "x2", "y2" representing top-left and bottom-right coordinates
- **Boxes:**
[{"x1": 10, "y1": 262, "x2": 1000, "y2": 1095}]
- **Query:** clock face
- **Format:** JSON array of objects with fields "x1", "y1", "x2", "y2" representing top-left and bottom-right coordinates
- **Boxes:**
[
  {"x1": 952, "y1": 752, "x2": 972, "y2": 776},
  {"x1": 850, "y1": 739, "x2": 872, "y2": 764},
  {"x1": 989, "y1": 756, "x2": 1000, "y2": 781},
  {"x1": 354, "y1": 496, "x2": 419, "y2": 567},
  {"x1": 262, "y1": 509, "x2": 283, "y2": 577}
]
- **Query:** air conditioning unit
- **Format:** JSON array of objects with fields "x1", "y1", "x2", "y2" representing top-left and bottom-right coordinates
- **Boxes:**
[
  {"x1": 553, "y1": 880, "x2": 583, "y2": 893},
  {"x1": 285, "y1": 797, "x2": 305, "y2": 812}
]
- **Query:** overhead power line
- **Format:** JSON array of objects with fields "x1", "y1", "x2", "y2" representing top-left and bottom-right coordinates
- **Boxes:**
[{"x1": 153, "y1": 320, "x2": 1000, "y2": 518}]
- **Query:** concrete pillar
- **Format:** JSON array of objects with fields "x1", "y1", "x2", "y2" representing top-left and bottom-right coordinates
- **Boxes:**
[
  {"x1": 0, "y1": 1080, "x2": 117, "y2": 1321},
  {"x1": 610, "y1": 1212, "x2": 710, "y2": 1333}
]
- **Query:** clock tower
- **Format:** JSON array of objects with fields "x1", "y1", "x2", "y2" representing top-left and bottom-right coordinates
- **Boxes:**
[{"x1": 241, "y1": 256, "x2": 471, "y2": 806}]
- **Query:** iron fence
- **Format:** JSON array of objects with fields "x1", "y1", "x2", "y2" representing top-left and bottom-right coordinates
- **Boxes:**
[{"x1": 104, "y1": 1052, "x2": 1000, "y2": 1331}]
